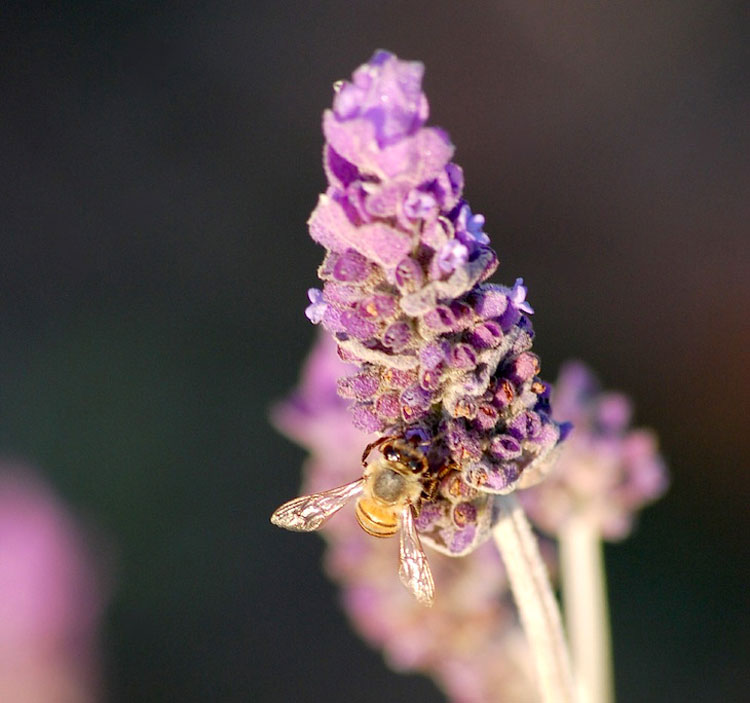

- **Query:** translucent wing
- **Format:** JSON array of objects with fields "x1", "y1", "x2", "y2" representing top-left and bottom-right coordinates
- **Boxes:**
[
  {"x1": 398, "y1": 505, "x2": 435, "y2": 606},
  {"x1": 270, "y1": 478, "x2": 364, "y2": 532}
]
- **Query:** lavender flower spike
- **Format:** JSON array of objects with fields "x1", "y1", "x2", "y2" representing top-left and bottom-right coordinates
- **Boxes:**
[
  {"x1": 273, "y1": 54, "x2": 575, "y2": 700},
  {"x1": 306, "y1": 50, "x2": 564, "y2": 558}
]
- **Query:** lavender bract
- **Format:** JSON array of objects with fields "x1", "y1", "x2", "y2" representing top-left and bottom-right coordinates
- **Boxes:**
[
  {"x1": 306, "y1": 51, "x2": 562, "y2": 556},
  {"x1": 520, "y1": 362, "x2": 669, "y2": 540}
]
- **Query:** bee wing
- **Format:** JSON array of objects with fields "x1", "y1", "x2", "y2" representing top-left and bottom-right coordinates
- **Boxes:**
[
  {"x1": 270, "y1": 478, "x2": 365, "y2": 532},
  {"x1": 398, "y1": 505, "x2": 435, "y2": 607}
]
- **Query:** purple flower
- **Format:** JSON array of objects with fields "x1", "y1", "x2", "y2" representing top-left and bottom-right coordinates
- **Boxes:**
[
  {"x1": 509, "y1": 278, "x2": 534, "y2": 315},
  {"x1": 403, "y1": 189, "x2": 438, "y2": 220},
  {"x1": 304, "y1": 51, "x2": 565, "y2": 556},
  {"x1": 436, "y1": 239, "x2": 469, "y2": 275},
  {"x1": 453, "y1": 202, "x2": 490, "y2": 247},
  {"x1": 305, "y1": 288, "x2": 327, "y2": 324},
  {"x1": 331, "y1": 50, "x2": 429, "y2": 145},
  {"x1": 519, "y1": 361, "x2": 669, "y2": 540}
]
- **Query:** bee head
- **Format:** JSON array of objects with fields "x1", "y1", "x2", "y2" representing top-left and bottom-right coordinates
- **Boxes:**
[{"x1": 381, "y1": 440, "x2": 427, "y2": 475}]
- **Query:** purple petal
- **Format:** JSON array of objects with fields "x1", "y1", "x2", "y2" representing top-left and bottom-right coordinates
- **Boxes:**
[
  {"x1": 510, "y1": 278, "x2": 534, "y2": 315},
  {"x1": 305, "y1": 289, "x2": 327, "y2": 324},
  {"x1": 333, "y1": 249, "x2": 370, "y2": 282},
  {"x1": 382, "y1": 321, "x2": 412, "y2": 352}
]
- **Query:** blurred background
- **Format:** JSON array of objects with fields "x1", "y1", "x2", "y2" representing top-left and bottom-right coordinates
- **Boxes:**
[{"x1": 1, "y1": 1, "x2": 748, "y2": 701}]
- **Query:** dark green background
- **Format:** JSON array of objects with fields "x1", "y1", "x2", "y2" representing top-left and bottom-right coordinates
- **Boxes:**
[{"x1": 1, "y1": 1, "x2": 747, "y2": 700}]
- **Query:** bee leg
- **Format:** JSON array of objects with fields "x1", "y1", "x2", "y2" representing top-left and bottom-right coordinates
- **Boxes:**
[
  {"x1": 361, "y1": 435, "x2": 392, "y2": 467},
  {"x1": 436, "y1": 462, "x2": 458, "y2": 481},
  {"x1": 421, "y1": 462, "x2": 460, "y2": 502},
  {"x1": 420, "y1": 476, "x2": 438, "y2": 502}
]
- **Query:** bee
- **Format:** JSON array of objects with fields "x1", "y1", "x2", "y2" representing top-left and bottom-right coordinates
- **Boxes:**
[{"x1": 271, "y1": 436, "x2": 440, "y2": 606}]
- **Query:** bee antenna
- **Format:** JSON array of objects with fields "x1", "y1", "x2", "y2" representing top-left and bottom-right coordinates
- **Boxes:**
[{"x1": 361, "y1": 434, "x2": 394, "y2": 467}]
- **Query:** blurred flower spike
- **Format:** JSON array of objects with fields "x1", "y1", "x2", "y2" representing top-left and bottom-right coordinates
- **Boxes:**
[
  {"x1": 305, "y1": 50, "x2": 564, "y2": 556},
  {"x1": 521, "y1": 362, "x2": 669, "y2": 540},
  {"x1": 0, "y1": 466, "x2": 110, "y2": 702}
]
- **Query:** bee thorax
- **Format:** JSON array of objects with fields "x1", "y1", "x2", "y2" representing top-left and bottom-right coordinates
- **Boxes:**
[{"x1": 372, "y1": 469, "x2": 406, "y2": 503}]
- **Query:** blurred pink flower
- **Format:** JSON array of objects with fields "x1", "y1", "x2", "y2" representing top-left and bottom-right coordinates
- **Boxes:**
[
  {"x1": 0, "y1": 466, "x2": 109, "y2": 703},
  {"x1": 520, "y1": 362, "x2": 669, "y2": 540}
]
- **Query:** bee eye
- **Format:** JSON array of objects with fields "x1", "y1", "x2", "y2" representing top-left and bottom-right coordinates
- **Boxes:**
[
  {"x1": 384, "y1": 448, "x2": 399, "y2": 462},
  {"x1": 408, "y1": 457, "x2": 426, "y2": 473}
]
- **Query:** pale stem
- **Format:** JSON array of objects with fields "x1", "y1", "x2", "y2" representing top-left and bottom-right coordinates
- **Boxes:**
[
  {"x1": 493, "y1": 494, "x2": 576, "y2": 703},
  {"x1": 559, "y1": 514, "x2": 614, "y2": 703}
]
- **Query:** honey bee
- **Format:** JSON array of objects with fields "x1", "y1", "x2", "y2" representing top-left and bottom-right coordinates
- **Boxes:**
[{"x1": 271, "y1": 436, "x2": 439, "y2": 606}]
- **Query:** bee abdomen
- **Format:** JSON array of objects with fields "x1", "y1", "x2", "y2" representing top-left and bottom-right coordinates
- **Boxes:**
[{"x1": 355, "y1": 498, "x2": 398, "y2": 538}]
